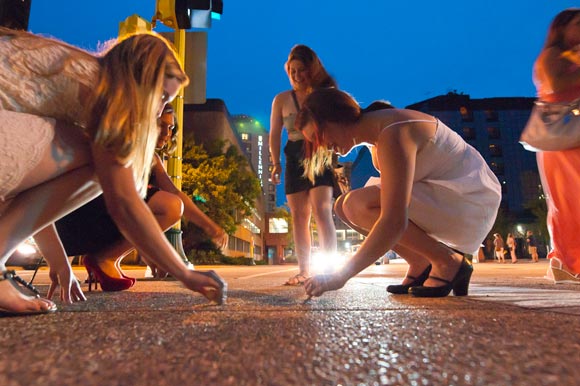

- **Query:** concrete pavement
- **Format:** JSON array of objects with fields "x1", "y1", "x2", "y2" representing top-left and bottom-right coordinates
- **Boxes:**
[{"x1": 1, "y1": 260, "x2": 579, "y2": 386}]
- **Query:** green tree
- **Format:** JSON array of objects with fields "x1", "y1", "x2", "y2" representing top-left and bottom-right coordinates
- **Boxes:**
[
  {"x1": 180, "y1": 137, "x2": 261, "y2": 259},
  {"x1": 523, "y1": 190, "x2": 549, "y2": 245}
]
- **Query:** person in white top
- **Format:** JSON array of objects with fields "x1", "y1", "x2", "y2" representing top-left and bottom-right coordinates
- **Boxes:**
[{"x1": 295, "y1": 88, "x2": 501, "y2": 298}]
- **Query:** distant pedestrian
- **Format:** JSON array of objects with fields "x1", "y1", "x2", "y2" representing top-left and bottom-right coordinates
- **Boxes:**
[
  {"x1": 506, "y1": 233, "x2": 518, "y2": 263},
  {"x1": 526, "y1": 230, "x2": 539, "y2": 263},
  {"x1": 493, "y1": 233, "x2": 505, "y2": 263}
]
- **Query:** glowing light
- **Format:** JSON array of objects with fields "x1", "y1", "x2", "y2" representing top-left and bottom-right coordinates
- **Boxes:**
[
  {"x1": 310, "y1": 251, "x2": 347, "y2": 274},
  {"x1": 16, "y1": 240, "x2": 37, "y2": 256}
]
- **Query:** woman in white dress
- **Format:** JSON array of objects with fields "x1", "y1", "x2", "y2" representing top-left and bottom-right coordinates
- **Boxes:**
[{"x1": 295, "y1": 88, "x2": 501, "y2": 298}]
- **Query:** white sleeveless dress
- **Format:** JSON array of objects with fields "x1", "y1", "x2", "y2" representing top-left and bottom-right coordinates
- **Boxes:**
[
  {"x1": 0, "y1": 32, "x2": 98, "y2": 200},
  {"x1": 370, "y1": 119, "x2": 501, "y2": 255}
]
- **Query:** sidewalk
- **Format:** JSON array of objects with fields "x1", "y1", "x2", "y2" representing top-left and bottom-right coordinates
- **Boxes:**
[{"x1": 1, "y1": 260, "x2": 579, "y2": 386}]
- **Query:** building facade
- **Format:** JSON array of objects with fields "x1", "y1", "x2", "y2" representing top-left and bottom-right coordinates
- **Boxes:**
[
  {"x1": 182, "y1": 100, "x2": 265, "y2": 261},
  {"x1": 231, "y1": 115, "x2": 277, "y2": 213},
  {"x1": 351, "y1": 93, "x2": 539, "y2": 215},
  {"x1": 406, "y1": 93, "x2": 539, "y2": 213}
]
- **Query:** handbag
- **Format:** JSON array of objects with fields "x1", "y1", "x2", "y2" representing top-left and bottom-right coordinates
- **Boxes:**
[{"x1": 520, "y1": 98, "x2": 580, "y2": 152}]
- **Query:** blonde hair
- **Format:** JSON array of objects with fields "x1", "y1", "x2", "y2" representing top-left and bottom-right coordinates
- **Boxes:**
[{"x1": 85, "y1": 32, "x2": 188, "y2": 196}]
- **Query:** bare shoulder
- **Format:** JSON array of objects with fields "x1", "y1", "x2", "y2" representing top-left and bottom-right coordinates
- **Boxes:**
[
  {"x1": 271, "y1": 90, "x2": 294, "y2": 113},
  {"x1": 273, "y1": 90, "x2": 293, "y2": 103},
  {"x1": 376, "y1": 109, "x2": 435, "y2": 146}
]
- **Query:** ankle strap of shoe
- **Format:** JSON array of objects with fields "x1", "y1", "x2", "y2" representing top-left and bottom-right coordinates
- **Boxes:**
[{"x1": 1, "y1": 270, "x2": 41, "y2": 297}]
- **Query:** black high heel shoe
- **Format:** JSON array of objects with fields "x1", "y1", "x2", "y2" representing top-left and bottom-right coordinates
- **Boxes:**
[
  {"x1": 386, "y1": 265, "x2": 432, "y2": 294},
  {"x1": 409, "y1": 257, "x2": 473, "y2": 298}
]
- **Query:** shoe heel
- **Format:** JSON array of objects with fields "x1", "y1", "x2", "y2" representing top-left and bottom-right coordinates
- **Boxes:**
[
  {"x1": 452, "y1": 260, "x2": 473, "y2": 296},
  {"x1": 85, "y1": 268, "x2": 98, "y2": 292}
]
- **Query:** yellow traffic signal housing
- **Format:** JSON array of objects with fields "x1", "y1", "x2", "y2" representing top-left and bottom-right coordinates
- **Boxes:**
[
  {"x1": 153, "y1": 0, "x2": 180, "y2": 29},
  {"x1": 118, "y1": 14, "x2": 152, "y2": 37}
]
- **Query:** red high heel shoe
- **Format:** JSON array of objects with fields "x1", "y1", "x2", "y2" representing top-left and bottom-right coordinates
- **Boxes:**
[
  {"x1": 115, "y1": 257, "x2": 136, "y2": 285},
  {"x1": 83, "y1": 256, "x2": 134, "y2": 292}
]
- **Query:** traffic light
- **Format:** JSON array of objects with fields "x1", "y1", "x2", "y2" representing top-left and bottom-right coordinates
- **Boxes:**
[
  {"x1": 154, "y1": 0, "x2": 223, "y2": 29},
  {"x1": 0, "y1": 0, "x2": 32, "y2": 30}
]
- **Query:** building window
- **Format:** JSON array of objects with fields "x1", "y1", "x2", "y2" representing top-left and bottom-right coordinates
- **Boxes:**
[
  {"x1": 241, "y1": 133, "x2": 249, "y2": 141},
  {"x1": 489, "y1": 144, "x2": 503, "y2": 157},
  {"x1": 245, "y1": 143, "x2": 252, "y2": 152},
  {"x1": 268, "y1": 184, "x2": 275, "y2": 192},
  {"x1": 490, "y1": 161, "x2": 504, "y2": 175},
  {"x1": 462, "y1": 127, "x2": 476, "y2": 140},
  {"x1": 459, "y1": 106, "x2": 473, "y2": 122},
  {"x1": 485, "y1": 110, "x2": 499, "y2": 121},
  {"x1": 487, "y1": 127, "x2": 501, "y2": 139},
  {"x1": 268, "y1": 194, "x2": 275, "y2": 202}
]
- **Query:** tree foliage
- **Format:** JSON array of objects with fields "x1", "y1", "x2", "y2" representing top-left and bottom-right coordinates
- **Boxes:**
[{"x1": 180, "y1": 137, "x2": 262, "y2": 255}]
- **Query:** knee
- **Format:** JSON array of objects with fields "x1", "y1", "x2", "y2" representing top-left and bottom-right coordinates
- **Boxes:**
[
  {"x1": 341, "y1": 193, "x2": 362, "y2": 223},
  {"x1": 165, "y1": 195, "x2": 184, "y2": 222},
  {"x1": 149, "y1": 192, "x2": 183, "y2": 224}
]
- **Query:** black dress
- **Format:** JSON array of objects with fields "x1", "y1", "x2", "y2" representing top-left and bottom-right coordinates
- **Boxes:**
[{"x1": 55, "y1": 180, "x2": 160, "y2": 256}]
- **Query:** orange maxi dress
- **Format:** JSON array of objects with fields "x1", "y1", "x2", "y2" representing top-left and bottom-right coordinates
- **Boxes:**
[{"x1": 535, "y1": 63, "x2": 580, "y2": 274}]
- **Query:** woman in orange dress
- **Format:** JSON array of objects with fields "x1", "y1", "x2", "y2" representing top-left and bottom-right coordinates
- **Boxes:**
[{"x1": 533, "y1": 8, "x2": 580, "y2": 283}]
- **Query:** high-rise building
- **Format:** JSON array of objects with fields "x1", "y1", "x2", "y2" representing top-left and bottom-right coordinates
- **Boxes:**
[{"x1": 232, "y1": 114, "x2": 277, "y2": 213}]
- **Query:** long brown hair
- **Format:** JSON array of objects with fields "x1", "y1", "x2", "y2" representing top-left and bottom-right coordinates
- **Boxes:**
[
  {"x1": 85, "y1": 32, "x2": 188, "y2": 196},
  {"x1": 296, "y1": 88, "x2": 362, "y2": 181},
  {"x1": 285, "y1": 44, "x2": 337, "y2": 90},
  {"x1": 544, "y1": 8, "x2": 580, "y2": 50}
]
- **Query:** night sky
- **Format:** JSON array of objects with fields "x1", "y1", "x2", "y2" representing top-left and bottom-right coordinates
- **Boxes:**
[{"x1": 27, "y1": 0, "x2": 578, "y2": 204}]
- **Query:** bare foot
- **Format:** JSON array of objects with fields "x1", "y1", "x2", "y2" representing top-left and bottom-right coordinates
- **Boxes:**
[{"x1": 0, "y1": 278, "x2": 56, "y2": 315}]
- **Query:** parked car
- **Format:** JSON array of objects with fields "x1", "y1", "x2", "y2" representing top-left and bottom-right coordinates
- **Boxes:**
[{"x1": 6, "y1": 238, "x2": 44, "y2": 270}]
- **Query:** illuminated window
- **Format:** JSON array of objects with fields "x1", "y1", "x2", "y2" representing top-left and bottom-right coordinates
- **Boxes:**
[
  {"x1": 241, "y1": 133, "x2": 249, "y2": 141},
  {"x1": 459, "y1": 106, "x2": 473, "y2": 121},
  {"x1": 490, "y1": 161, "x2": 504, "y2": 175},
  {"x1": 489, "y1": 144, "x2": 503, "y2": 157}
]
